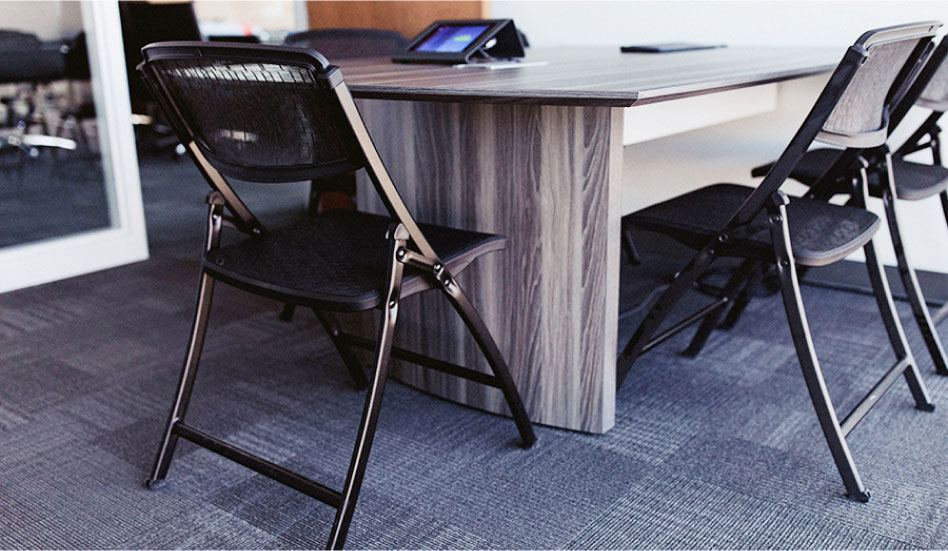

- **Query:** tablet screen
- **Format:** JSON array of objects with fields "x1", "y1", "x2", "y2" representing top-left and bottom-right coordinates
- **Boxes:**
[{"x1": 414, "y1": 24, "x2": 491, "y2": 53}]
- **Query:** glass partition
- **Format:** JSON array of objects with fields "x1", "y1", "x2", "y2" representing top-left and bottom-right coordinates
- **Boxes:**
[{"x1": 0, "y1": 1, "x2": 147, "y2": 292}]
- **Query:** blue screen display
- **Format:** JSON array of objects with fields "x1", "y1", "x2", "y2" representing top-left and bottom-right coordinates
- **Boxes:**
[{"x1": 414, "y1": 25, "x2": 490, "y2": 53}]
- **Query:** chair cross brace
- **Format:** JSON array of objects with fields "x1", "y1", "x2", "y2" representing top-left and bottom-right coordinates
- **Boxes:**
[{"x1": 168, "y1": 421, "x2": 343, "y2": 507}]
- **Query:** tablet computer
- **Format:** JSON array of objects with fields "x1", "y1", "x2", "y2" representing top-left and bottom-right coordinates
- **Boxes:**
[{"x1": 393, "y1": 19, "x2": 525, "y2": 64}]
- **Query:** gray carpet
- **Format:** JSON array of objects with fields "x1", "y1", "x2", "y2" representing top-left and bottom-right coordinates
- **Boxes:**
[{"x1": 4, "y1": 156, "x2": 948, "y2": 548}]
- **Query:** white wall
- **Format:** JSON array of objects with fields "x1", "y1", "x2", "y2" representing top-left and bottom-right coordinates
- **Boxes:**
[
  {"x1": 493, "y1": 1, "x2": 948, "y2": 273},
  {"x1": 493, "y1": 1, "x2": 948, "y2": 48},
  {"x1": 3, "y1": 1, "x2": 83, "y2": 40}
]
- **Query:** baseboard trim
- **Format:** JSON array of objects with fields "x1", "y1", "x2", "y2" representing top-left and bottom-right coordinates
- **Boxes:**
[{"x1": 802, "y1": 259, "x2": 948, "y2": 306}]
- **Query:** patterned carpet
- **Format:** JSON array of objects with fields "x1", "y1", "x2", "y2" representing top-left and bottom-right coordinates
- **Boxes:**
[{"x1": 3, "y1": 157, "x2": 948, "y2": 548}]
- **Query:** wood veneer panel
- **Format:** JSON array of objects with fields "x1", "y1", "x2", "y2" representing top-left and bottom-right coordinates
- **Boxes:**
[
  {"x1": 338, "y1": 46, "x2": 839, "y2": 107},
  {"x1": 306, "y1": 1, "x2": 488, "y2": 41},
  {"x1": 352, "y1": 99, "x2": 623, "y2": 433}
]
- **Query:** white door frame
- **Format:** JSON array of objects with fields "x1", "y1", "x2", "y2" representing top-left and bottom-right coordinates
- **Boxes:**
[{"x1": 0, "y1": 0, "x2": 148, "y2": 293}]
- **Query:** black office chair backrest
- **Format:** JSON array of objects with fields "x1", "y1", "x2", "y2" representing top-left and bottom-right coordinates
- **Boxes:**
[
  {"x1": 732, "y1": 21, "x2": 941, "y2": 227},
  {"x1": 0, "y1": 29, "x2": 41, "y2": 50},
  {"x1": 139, "y1": 42, "x2": 366, "y2": 184},
  {"x1": 817, "y1": 23, "x2": 940, "y2": 148},
  {"x1": 283, "y1": 29, "x2": 408, "y2": 59},
  {"x1": 119, "y1": 1, "x2": 202, "y2": 113}
]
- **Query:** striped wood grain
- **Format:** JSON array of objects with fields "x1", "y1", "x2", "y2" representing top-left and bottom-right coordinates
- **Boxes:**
[
  {"x1": 340, "y1": 47, "x2": 840, "y2": 107},
  {"x1": 351, "y1": 99, "x2": 624, "y2": 433}
]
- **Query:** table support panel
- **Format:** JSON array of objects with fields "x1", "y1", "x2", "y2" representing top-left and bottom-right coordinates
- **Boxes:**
[{"x1": 353, "y1": 100, "x2": 624, "y2": 433}]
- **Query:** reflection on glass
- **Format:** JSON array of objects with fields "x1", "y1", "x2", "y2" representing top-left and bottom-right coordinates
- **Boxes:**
[{"x1": 0, "y1": 1, "x2": 110, "y2": 249}]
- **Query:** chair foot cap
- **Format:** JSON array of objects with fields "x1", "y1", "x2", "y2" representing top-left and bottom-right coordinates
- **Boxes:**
[
  {"x1": 145, "y1": 478, "x2": 165, "y2": 490},
  {"x1": 847, "y1": 490, "x2": 870, "y2": 503},
  {"x1": 917, "y1": 402, "x2": 936, "y2": 412}
]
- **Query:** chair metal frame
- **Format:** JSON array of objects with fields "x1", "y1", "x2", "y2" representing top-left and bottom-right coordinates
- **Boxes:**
[
  {"x1": 137, "y1": 41, "x2": 535, "y2": 549},
  {"x1": 618, "y1": 22, "x2": 941, "y2": 501},
  {"x1": 738, "y1": 36, "x2": 948, "y2": 376}
]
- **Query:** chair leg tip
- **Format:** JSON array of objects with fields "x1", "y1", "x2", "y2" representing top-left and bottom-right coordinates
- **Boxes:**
[
  {"x1": 847, "y1": 490, "x2": 870, "y2": 503},
  {"x1": 679, "y1": 348, "x2": 700, "y2": 358},
  {"x1": 519, "y1": 434, "x2": 537, "y2": 449},
  {"x1": 917, "y1": 402, "x2": 936, "y2": 412},
  {"x1": 144, "y1": 478, "x2": 165, "y2": 490}
]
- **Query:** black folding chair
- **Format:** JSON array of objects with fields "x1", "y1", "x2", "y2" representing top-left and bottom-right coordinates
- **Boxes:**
[
  {"x1": 137, "y1": 41, "x2": 535, "y2": 549},
  {"x1": 618, "y1": 22, "x2": 941, "y2": 501},
  {"x1": 745, "y1": 36, "x2": 948, "y2": 376}
]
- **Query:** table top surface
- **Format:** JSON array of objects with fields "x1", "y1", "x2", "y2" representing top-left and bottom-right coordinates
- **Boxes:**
[{"x1": 337, "y1": 46, "x2": 841, "y2": 107}]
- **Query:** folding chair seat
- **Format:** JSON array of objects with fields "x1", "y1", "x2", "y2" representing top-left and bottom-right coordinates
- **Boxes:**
[
  {"x1": 628, "y1": 183, "x2": 880, "y2": 266},
  {"x1": 205, "y1": 210, "x2": 505, "y2": 310},
  {"x1": 746, "y1": 36, "x2": 948, "y2": 375},
  {"x1": 753, "y1": 148, "x2": 948, "y2": 201},
  {"x1": 137, "y1": 42, "x2": 535, "y2": 549},
  {"x1": 618, "y1": 22, "x2": 941, "y2": 501}
]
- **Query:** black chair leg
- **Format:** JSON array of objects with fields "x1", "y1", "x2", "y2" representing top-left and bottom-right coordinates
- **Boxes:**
[
  {"x1": 770, "y1": 203, "x2": 869, "y2": 502},
  {"x1": 313, "y1": 308, "x2": 369, "y2": 389},
  {"x1": 862, "y1": 239, "x2": 935, "y2": 410},
  {"x1": 146, "y1": 272, "x2": 216, "y2": 488},
  {"x1": 621, "y1": 227, "x2": 642, "y2": 265},
  {"x1": 880, "y1": 181, "x2": 948, "y2": 375},
  {"x1": 279, "y1": 303, "x2": 296, "y2": 321},
  {"x1": 327, "y1": 225, "x2": 407, "y2": 550},
  {"x1": 683, "y1": 259, "x2": 757, "y2": 357},
  {"x1": 617, "y1": 248, "x2": 717, "y2": 386},
  {"x1": 440, "y1": 276, "x2": 536, "y2": 448},
  {"x1": 934, "y1": 189, "x2": 948, "y2": 326},
  {"x1": 719, "y1": 264, "x2": 769, "y2": 330}
]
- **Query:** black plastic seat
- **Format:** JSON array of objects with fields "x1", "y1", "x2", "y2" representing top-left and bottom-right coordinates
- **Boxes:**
[
  {"x1": 628, "y1": 183, "x2": 880, "y2": 267},
  {"x1": 205, "y1": 210, "x2": 505, "y2": 311},
  {"x1": 136, "y1": 42, "x2": 535, "y2": 549},
  {"x1": 753, "y1": 148, "x2": 948, "y2": 201},
  {"x1": 619, "y1": 22, "x2": 941, "y2": 502}
]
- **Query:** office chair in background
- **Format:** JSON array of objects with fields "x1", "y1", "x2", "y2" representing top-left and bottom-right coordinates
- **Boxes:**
[
  {"x1": 618, "y1": 22, "x2": 940, "y2": 501},
  {"x1": 118, "y1": 0, "x2": 202, "y2": 157},
  {"x1": 0, "y1": 29, "x2": 77, "y2": 176},
  {"x1": 138, "y1": 41, "x2": 535, "y2": 549}
]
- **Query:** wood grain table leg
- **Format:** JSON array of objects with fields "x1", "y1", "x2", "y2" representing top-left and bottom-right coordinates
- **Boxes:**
[{"x1": 354, "y1": 99, "x2": 624, "y2": 433}]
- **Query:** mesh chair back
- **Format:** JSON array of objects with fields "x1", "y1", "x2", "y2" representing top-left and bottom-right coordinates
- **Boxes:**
[
  {"x1": 732, "y1": 22, "x2": 940, "y2": 226},
  {"x1": 138, "y1": 42, "x2": 366, "y2": 183},
  {"x1": 917, "y1": 50, "x2": 948, "y2": 111},
  {"x1": 818, "y1": 23, "x2": 940, "y2": 148},
  {"x1": 284, "y1": 29, "x2": 408, "y2": 59}
]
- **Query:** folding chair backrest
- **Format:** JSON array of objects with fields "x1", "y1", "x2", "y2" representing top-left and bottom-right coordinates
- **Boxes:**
[
  {"x1": 818, "y1": 23, "x2": 939, "y2": 148},
  {"x1": 138, "y1": 41, "x2": 367, "y2": 184},
  {"x1": 138, "y1": 41, "x2": 441, "y2": 258},
  {"x1": 731, "y1": 22, "x2": 941, "y2": 227},
  {"x1": 917, "y1": 43, "x2": 948, "y2": 112}
]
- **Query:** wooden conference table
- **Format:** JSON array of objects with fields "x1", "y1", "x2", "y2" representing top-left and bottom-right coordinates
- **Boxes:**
[{"x1": 337, "y1": 46, "x2": 839, "y2": 433}]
